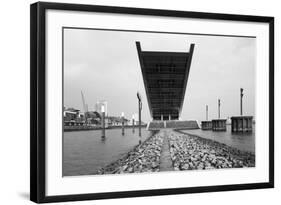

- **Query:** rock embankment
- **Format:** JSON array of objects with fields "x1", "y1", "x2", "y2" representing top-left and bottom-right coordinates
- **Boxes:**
[
  {"x1": 169, "y1": 133, "x2": 255, "y2": 171},
  {"x1": 96, "y1": 133, "x2": 164, "y2": 174}
]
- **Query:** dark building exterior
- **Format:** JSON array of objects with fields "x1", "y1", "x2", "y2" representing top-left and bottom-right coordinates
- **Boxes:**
[{"x1": 136, "y1": 42, "x2": 195, "y2": 121}]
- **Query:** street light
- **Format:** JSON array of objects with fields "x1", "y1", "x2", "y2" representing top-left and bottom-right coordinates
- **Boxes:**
[
  {"x1": 121, "y1": 112, "x2": 125, "y2": 135},
  {"x1": 218, "y1": 99, "x2": 221, "y2": 119},
  {"x1": 137, "y1": 92, "x2": 142, "y2": 138},
  {"x1": 240, "y1": 88, "x2": 244, "y2": 116},
  {"x1": 132, "y1": 114, "x2": 135, "y2": 133},
  {"x1": 101, "y1": 105, "x2": 105, "y2": 139}
]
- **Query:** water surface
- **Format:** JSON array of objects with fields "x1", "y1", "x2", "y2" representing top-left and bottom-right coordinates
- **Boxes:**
[
  {"x1": 63, "y1": 128, "x2": 152, "y2": 176},
  {"x1": 179, "y1": 125, "x2": 255, "y2": 153}
]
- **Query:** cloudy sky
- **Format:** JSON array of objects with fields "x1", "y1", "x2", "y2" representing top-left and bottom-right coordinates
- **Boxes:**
[{"x1": 64, "y1": 28, "x2": 256, "y2": 122}]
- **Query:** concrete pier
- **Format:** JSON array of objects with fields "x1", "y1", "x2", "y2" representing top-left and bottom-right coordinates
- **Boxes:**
[
  {"x1": 201, "y1": 105, "x2": 212, "y2": 130},
  {"x1": 201, "y1": 121, "x2": 212, "y2": 130},
  {"x1": 231, "y1": 116, "x2": 253, "y2": 132},
  {"x1": 230, "y1": 88, "x2": 253, "y2": 132},
  {"x1": 212, "y1": 119, "x2": 227, "y2": 131}
]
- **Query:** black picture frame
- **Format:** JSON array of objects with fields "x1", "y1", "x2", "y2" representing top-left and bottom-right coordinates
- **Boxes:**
[{"x1": 30, "y1": 2, "x2": 274, "y2": 203}]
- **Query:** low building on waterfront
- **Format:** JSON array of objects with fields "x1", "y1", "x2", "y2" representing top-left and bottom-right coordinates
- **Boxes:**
[
  {"x1": 148, "y1": 120, "x2": 199, "y2": 130},
  {"x1": 64, "y1": 107, "x2": 85, "y2": 126},
  {"x1": 107, "y1": 116, "x2": 129, "y2": 126},
  {"x1": 64, "y1": 107, "x2": 102, "y2": 127},
  {"x1": 86, "y1": 111, "x2": 102, "y2": 125}
]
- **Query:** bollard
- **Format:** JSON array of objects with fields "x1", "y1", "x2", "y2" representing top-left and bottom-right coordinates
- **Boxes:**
[
  {"x1": 101, "y1": 106, "x2": 105, "y2": 139},
  {"x1": 132, "y1": 117, "x2": 135, "y2": 133},
  {"x1": 139, "y1": 100, "x2": 141, "y2": 137},
  {"x1": 121, "y1": 112, "x2": 125, "y2": 136}
]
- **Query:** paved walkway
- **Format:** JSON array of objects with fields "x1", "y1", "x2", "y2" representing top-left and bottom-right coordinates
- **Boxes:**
[{"x1": 159, "y1": 130, "x2": 174, "y2": 171}]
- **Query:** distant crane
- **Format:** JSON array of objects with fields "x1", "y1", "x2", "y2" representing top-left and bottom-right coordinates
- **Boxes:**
[{"x1": 81, "y1": 91, "x2": 89, "y2": 124}]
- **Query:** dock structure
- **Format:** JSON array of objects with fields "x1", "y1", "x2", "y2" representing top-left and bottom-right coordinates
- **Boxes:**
[
  {"x1": 201, "y1": 121, "x2": 212, "y2": 130},
  {"x1": 201, "y1": 105, "x2": 212, "y2": 130},
  {"x1": 231, "y1": 116, "x2": 253, "y2": 132},
  {"x1": 212, "y1": 119, "x2": 227, "y2": 131},
  {"x1": 211, "y1": 99, "x2": 227, "y2": 131},
  {"x1": 231, "y1": 88, "x2": 253, "y2": 132}
]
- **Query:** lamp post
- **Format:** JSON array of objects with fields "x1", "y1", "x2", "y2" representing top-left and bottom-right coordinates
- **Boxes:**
[
  {"x1": 121, "y1": 112, "x2": 125, "y2": 135},
  {"x1": 132, "y1": 114, "x2": 135, "y2": 133},
  {"x1": 206, "y1": 105, "x2": 208, "y2": 121},
  {"x1": 240, "y1": 88, "x2": 244, "y2": 116},
  {"x1": 218, "y1": 99, "x2": 221, "y2": 119},
  {"x1": 137, "y1": 92, "x2": 142, "y2": 138},
  {"x1": 101, "y1": 105, "x2": 105, "y2": 139}
]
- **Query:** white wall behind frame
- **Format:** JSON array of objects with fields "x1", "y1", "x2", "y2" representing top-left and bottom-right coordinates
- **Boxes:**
[{"x1": 0, "y1": 0, "x2": 279, "y2": 205}]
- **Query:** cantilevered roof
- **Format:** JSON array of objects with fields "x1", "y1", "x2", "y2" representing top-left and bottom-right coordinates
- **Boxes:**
[{"x1": 136, "y1": 42, "x2": 195, "y2": 120}]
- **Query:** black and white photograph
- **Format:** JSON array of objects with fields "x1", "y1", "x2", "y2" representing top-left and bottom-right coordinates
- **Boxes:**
[
  {"x1": 28, "y1": 2, "x2": 274, "y2": 203},
  {"x1": 63, "y1": 28, "x2": 256, "y2": 176}
]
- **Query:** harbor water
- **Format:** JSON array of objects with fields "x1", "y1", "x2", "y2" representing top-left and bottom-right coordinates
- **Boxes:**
[
  {"x1": 179, "y1": 124, "x2": 255, "y2": 153},
  {"x1": 63, "y1": 128, "x2": 152, "y2": 176},
  {"x1": 64, "y1": 125, "x2": 255, "y2": 176}
]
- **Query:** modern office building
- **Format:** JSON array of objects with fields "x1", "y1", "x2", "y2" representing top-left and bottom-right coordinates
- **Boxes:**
[
  {"x1": 95, "y1": 101, "x2": 108, "y2": 116},
  {"x1": 136, "y1": 41, "x2": 195, "y2": 121}
]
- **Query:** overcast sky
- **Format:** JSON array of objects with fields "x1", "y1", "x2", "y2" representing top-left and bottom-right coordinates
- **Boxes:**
[{"x1": 64, "y1": 28, "x2": 256, "y2": 122}]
